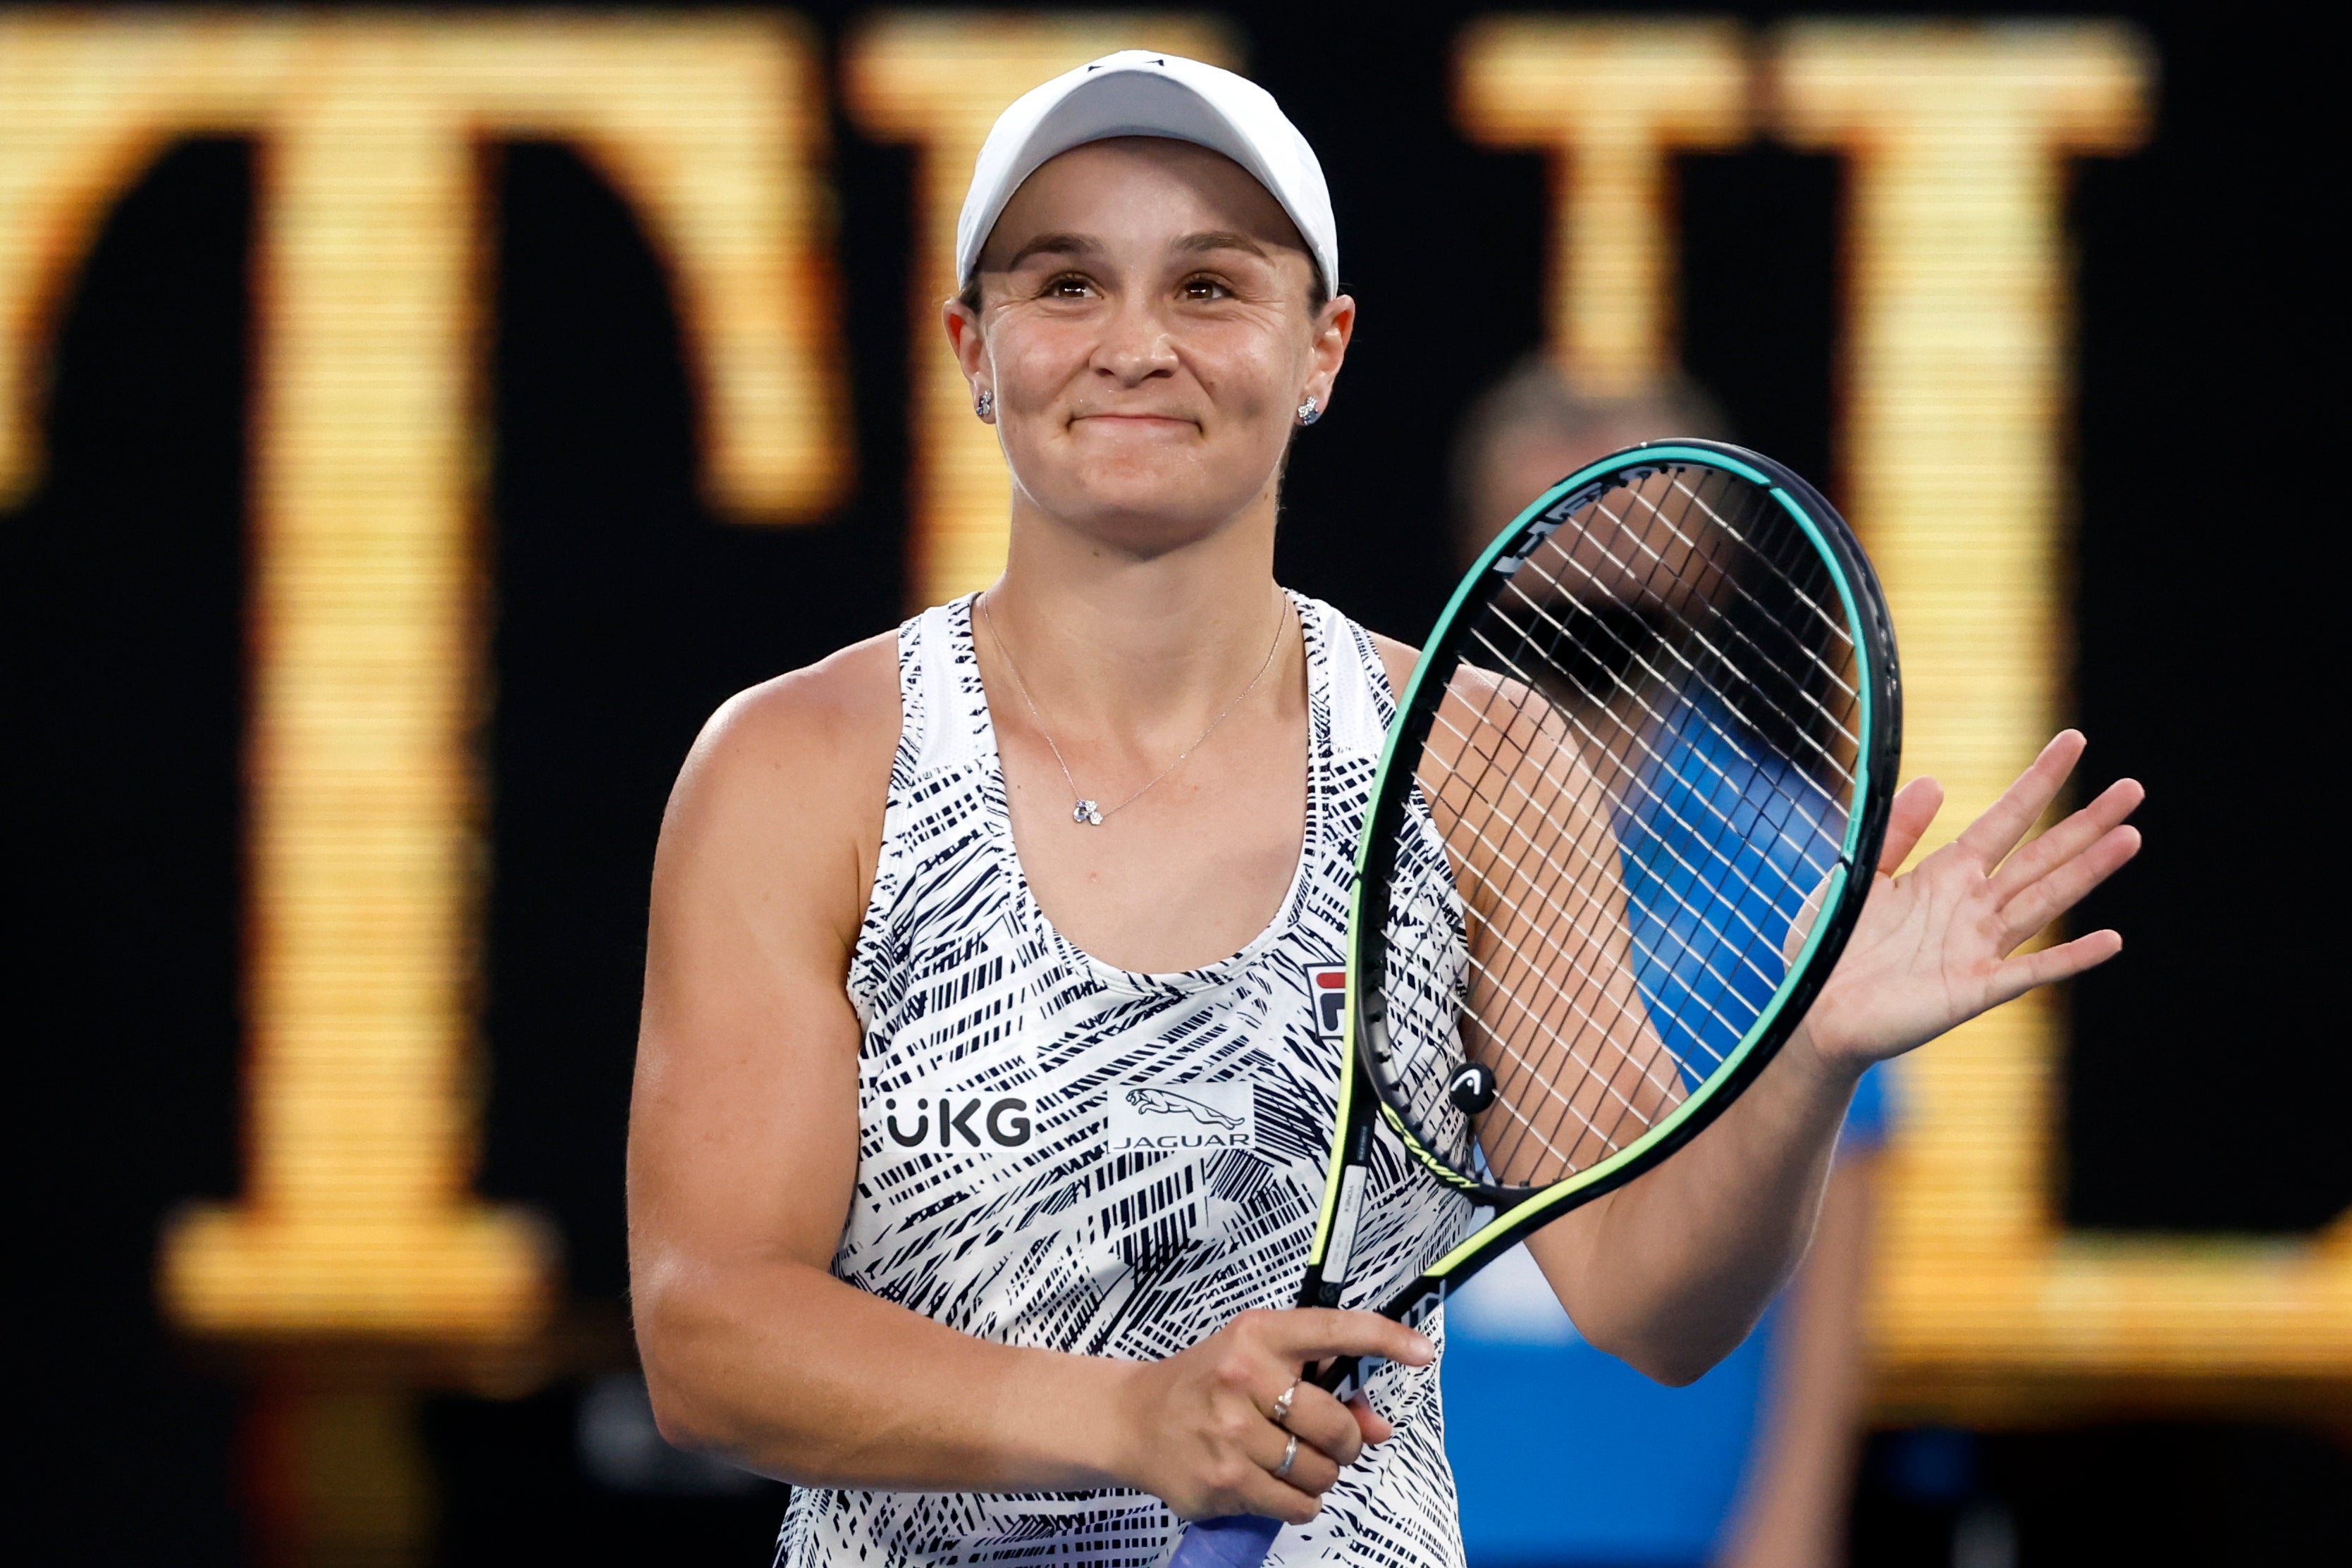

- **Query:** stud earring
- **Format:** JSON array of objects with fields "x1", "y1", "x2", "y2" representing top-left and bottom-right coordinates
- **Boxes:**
[
  {"x1": 1295, "y1": 395, "x2": 1322, "y2": 427},
  {"x1": 974, "y1": 388, "x2": 995, "y2": 421}
]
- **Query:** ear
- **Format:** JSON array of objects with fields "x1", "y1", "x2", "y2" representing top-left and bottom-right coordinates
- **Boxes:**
[
  {"x1": 1301, "y1": 292, "x2": 1356, "y2": 416},
  {"x1": 942, "y1": 294, "x2": 991, "y2": 416}
]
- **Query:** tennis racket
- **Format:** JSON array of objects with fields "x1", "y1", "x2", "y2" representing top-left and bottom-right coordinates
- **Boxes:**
[{"x1": 1171, "y1": 440, "x2": 1900, "y2": 1567}]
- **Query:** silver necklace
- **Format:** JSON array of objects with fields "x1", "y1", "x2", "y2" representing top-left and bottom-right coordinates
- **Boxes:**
[{"x1": 980, "y1": 589, "x2": 1289, "y2": 826}]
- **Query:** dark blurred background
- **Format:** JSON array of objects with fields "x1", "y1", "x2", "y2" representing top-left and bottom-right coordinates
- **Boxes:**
[{"x1": 4, "y1": 1, "x2": 2342, "y2": 1564}]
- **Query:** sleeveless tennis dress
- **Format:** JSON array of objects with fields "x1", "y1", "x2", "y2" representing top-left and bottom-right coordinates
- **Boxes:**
[{"x1": 774, "y1": 593, "x2": 1477, "y2": 1568}]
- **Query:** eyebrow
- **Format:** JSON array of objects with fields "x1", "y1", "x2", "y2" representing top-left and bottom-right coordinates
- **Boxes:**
[
  {"x1": 1000, "y1": 232, "x2": 1102, "y2": 270},
  {"x1": 1174, "y1": 230, "x2": 1272, "y2": 260},
  {"x1": 995, "y1": 228, "x2": 1276, "y2": 271}
]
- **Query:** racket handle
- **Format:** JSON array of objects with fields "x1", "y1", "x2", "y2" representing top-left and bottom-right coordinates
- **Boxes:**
[{"x1": 1169, "y1": 1513, "x2": 1283, "y2": 1567}]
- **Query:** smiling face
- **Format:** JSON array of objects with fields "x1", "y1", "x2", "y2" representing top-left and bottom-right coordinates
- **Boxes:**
[{"x1": 947, "y1": 137, "x2": 1352, "y2": 559}]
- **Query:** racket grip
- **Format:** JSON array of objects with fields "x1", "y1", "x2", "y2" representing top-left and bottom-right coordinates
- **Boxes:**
[{"x1": 1168, "y1": 1513, "x2": 1283, "y2": 1567}]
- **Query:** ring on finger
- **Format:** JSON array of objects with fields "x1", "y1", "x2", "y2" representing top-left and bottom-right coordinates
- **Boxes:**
[
  {"x1": 1270, "y1": 1378, "x2": 1299, "y2": 1426},
  {"x1": 1272, "y1": 1433, "x2": 1300, "y2": 1480}
]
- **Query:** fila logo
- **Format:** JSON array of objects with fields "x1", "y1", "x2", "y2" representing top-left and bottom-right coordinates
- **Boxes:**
[
  {"x1": 1307, "y1": 964, "x2": 1348, "y2": 1044},
  {"x1": 1108, "y1": 1080, "x2": 1257, "y2": 1154},
  {"x1": 883, "y1": 1095, "x2": 1032, "y2": 1149}
]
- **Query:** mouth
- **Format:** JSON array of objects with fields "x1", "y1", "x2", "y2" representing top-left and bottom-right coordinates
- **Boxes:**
[{"x1": 1069, "y1": 412, "x2": 1197, "y2": 434}]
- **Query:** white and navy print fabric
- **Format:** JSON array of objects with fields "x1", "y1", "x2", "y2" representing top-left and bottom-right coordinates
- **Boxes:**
[{"x1": 773, "y1": 593, "x2": 1477, "y2": 1568}]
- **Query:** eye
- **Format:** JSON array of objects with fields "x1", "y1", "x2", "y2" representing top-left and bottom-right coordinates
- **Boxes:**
[
  {"x1": 1181, "y1": 274, "x2": 1235, "y2": 302},
  {"x1": 1042, "y1": 272, "x2": 1097, "y2": 300}
]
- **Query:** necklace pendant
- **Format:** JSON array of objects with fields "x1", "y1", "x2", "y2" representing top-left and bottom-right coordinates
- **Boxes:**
[{"x1": 1072, "y1": 800, "x2": 1104, "y2": 826}]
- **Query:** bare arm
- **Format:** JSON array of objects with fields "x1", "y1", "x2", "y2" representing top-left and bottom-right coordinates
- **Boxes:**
[
  {"x1": 1534, "y1": 733, "x2": 2140, "y2": 1381},
  {"x1": 628, "y1": 636, "x2": 1108, "y2": 1488},
  {"x1": 1410, "y1": 656, "x2": 1771, "y2": 1381},
  {"x1": 628, "y1": 637, "x2": 1430, "y2": 1519},
  {"x1": 1523, "y1": 1015, "x2": 1855, "y2": 1385}
]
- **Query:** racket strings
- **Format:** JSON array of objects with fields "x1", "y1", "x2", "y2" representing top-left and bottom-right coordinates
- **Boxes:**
[
  {"x1": 1487, "y1": 541, "x2": 1850, "y2": 850},
  {"x1": 1654, "y1": 470, "x2": 1857, "y2": 664},
  {"x1": 1420, "y1": 650, "x2": 1721, "y2": 1147},
  {"x1": 1460, "y1": 612, "x2": 1840, "y2": 943},
  {"x1": 1403, "y1": 783, "x2": 1672, "y2": 1159},
  {"x1": 1387, "y1": 829, "x2": 1661, "y2": 1176},
  {"x1": 1446, "y1": 619, "x2": 1814, "y2": 1008},
  {"x1": 1619, "y1": 464, "x2": 1856, "y2": 658},
  {"x1": 1453, "y1": 976, "x2": 1671, "y2": 1163},
  {"x1": 1515, "y1": 469, "x2": 1859, "y2": 891},
  {"x1": 1381, "y1": 463, "x2": 1866, "y2": 1193},
  {"x1": 1427, "y1": 693, "x2": 1770, "y2": 1076},
  {"x1": 1599, "y1": 470, "x2": 1857, "y2": 759},
  {"x1": 1519, "y1": 474, "x2": 1862, "y2": 788},
  {"x1": 1500, "y1": 572, "x2": 1856, "y2": 820},
  {"x1": 1524, "y1": 472, "x2": 1853, "y2": 1053},
  {"x1": 1430, "y1": 687, "x2": 1750, "y2": 1177},
  {"x1": 1645, "y1": 473, "x2": 1865, "y2": 783},
  {"x1": 1413, "y1": 664, "x2": 1706, "y2": 1176},
  {"x1": 1452, "y1": 629, "x2": 1836, "y2": 1026}
]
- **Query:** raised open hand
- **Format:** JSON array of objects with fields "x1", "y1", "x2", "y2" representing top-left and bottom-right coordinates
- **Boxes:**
[{"x1": 1801, "y1": 731, "x2": 2143, "y2": 1069}]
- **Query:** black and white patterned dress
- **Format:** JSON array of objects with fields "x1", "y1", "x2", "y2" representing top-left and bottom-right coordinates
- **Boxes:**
[{"x1": 775, "y1": 592, "x2": 1475, "y2": 1567}]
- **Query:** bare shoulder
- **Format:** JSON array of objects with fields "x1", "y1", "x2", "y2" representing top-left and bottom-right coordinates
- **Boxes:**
[
  {"x1": 1365, "y1": 629, "x2": 1555, "y2": 755},
  {"x1": 689, "y1": 629, "x2": 899, "y2": 784},
  {"x1": 658, "y1": 629, "x2": 901, "y2": 944},
  {"x1": 675, "y1": 629, "x2": 899, "y2": 810},
  {"x1": 1417, "y1": 653, "x2": 1598, "y2": 818}
]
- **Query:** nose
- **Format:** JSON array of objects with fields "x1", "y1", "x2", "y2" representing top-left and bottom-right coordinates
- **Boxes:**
[{"x1": 1091, "y1": 290, "x2": 1179, "y2": 388}]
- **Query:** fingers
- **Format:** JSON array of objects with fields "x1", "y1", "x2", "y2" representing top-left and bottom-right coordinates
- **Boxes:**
[
  {"x1": 1877, "y1": 776, "x2": 1945, "y2": 874},
  {"x1": 1984, "y1": 928, "x2": 2124, "y2": 1008},
  {"x1": 1148, "y1": 1309, "x2": 1420, "y2": 1525},
  {"x1": 1209, "y1": 1375, "x2": 1353, "y2": 1526},
  {"x1": 1212, "y1": 1446, "x2": 1326, "y2": 1526},
  {"x1": 1255, "y1": 1308, "x2": 1435, "y2": 1371},
  {"x1": 1165, "y1": 1309, "x2": 1420, "y2": 1523},
  {"x1": 1245, "y1": 1386, "x2": 1382, "y2": 1513},
  {"x1": 1281, "y1": 1381, "x2": 1367, "y2": 1469},
  {"x1": 1987, "y1": 775, "x2": 2143, "y2": 900},
  {"x1": 1230, "y1": 1309, "x2": 1422, "y2": 1470},
  {"x1": 1951, "y1": 731, "x2": 2085, "y2": 868},
  {"x1": 1256, "y1": 1421, "x2": 1340, "y2": 1503},
  {"x1": 1996, "y1": 825, "x2": 2142, "y2": 946}
]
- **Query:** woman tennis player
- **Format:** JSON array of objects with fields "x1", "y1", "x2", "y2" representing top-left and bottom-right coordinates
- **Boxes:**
[{"x1": 627, "y1": 53, "x2": 2142, "y2": 1567}]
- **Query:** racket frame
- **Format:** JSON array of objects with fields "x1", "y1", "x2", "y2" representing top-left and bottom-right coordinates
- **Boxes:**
[
  {"x1": 1307, "y1": 438, "x2": 1901, "y2": 1325},
  {"x1": 1174, "y1": 441, "x2": 1899, "y2": 1566}
]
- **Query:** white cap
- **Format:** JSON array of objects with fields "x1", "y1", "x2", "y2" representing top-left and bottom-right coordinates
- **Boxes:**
[{"x1": 956, "y1": 51, "x2": 1338, "y2": 295}]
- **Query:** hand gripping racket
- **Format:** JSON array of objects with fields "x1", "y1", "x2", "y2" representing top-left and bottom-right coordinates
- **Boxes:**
[{"x1": 1171, "y1": 441, "x2": 1901, "y2": 1566}]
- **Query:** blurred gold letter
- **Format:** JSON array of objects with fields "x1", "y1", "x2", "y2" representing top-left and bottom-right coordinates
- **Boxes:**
[
  {"x1": 0, "y1": 12, "x2": 846, "y2": 1337},
  {"x1": 844, "y1": 12, "x2": 1233, "y2": 610},
  {"x1": 1455, "y1": 18, "x2": 1746, "y2": 390},
  {"x1": 1775, "y1": 24, "x2": 2351, "y2": 1409}
]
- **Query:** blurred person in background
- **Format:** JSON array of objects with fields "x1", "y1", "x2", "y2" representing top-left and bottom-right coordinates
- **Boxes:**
[{"x1": 1445, "y1": 357, "x2": 1887, "y2": 1568}]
